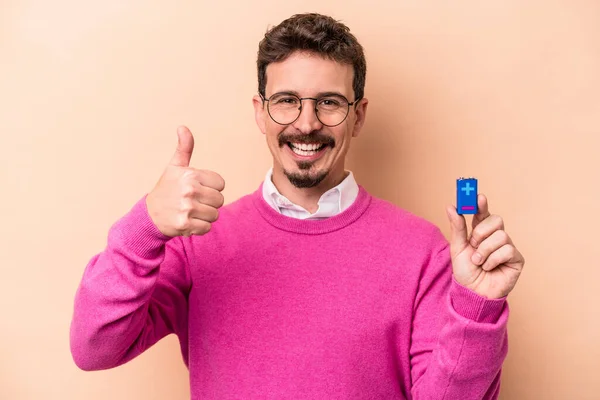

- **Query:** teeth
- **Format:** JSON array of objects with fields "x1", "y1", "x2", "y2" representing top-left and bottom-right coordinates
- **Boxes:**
[
  {"x1": 291, "y1": 142, "x2": 323, "y2": 151},
  {"x1": 291, "y1": 146, "x2": 321, "y2": 156}
]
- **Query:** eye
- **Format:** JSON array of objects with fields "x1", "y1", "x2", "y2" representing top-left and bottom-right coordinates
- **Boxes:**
[
  {"x1": 274, "y1": 96, "x2": 299, "y2": 105},
  {"x1": 321, "y1": 99, "x2": 339, "y2": 106},
  {"x1": 318, "y1": 97, "x2": 345, "y2": 109}
]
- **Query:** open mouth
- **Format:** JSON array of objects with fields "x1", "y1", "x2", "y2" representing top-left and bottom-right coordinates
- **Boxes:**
[{"x1": 287, "y1": 142, "x2": 328, "y2": 157}]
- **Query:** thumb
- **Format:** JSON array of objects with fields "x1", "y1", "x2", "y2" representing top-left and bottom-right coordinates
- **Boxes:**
[
  {"x1": 170, "y1": 126, "x2": 195, "y2": 167},
  {"x1": 446, "y1": 205, "x2": 469, "y2": 255}
]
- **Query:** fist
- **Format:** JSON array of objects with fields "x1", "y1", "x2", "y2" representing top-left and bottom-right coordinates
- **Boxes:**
[{"x1": 146, "y1": 126, "x2": 225, "y2": 237}]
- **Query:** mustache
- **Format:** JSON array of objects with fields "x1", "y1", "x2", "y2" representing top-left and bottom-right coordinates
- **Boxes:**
[{"x1": 278, "y1": 131, "x2": 335, "y2": 147}]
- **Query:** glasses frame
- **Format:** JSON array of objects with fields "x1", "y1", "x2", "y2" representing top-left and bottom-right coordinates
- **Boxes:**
[{"x1": 260, "y1": 92, "x2": 361, "y2": 127}]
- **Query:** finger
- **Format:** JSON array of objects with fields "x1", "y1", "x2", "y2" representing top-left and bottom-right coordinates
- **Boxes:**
[
  {"x1": 470, "y1": 229, "x2": 512, "y2": 266},
  {"x1": 189, "y1": 202, "x2": 219, "y2": 223},
  {"x1": 480, "y1": 243, "x2": 523, "y2": 272},
  {"x1": 186, "y1": 169, "x2": 225, "y2": 192},
  {"x1": 192, "y1": 182, "x2": 225, "y2": 208},
  {"x1": 469, "y1": 214, "x2": 505, "y2": 248},
  {"x1": 182, "y1": 219, "x2": 212, "y2": 236},
  {"x1": 446, "y1": 205, "x2": 469, "y2": 255},
  {"x1": 170, "y1": 126, "x2": 195, "y2": 167},
  {"x1": 173, "y1": 213, "x2": 212, "y2": 236},
  {"x1": 471, "y1": 194, "x2": 490, "y2": 231}
]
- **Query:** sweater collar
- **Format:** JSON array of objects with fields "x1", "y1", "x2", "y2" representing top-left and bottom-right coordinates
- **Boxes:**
[
  {"x1": 253, "y1": 181, "x2": 372, "y2": 234},
  {"x1": 261, "y1": 168, "x2": 359, "y2": 220}
]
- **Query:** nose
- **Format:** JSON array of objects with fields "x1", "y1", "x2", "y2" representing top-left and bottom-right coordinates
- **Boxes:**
[{"x1": 292, "y1": 99, "x2": 323, "y2": 134}]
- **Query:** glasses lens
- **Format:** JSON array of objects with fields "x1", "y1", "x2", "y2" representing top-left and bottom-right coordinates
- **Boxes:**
[
  {"x1": 267, "y1": 94, "x2": 301, "y2": 125},
  {"x1": 315, "y1": 95, "x2": 350, "y2": 126}
]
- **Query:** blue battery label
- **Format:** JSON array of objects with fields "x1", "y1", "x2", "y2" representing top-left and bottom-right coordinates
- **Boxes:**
[{"x1": 457, "y1": 177, "x2": 478, "y2": 215}]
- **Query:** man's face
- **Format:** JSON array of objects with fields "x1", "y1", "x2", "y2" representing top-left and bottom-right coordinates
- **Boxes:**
[{"x1": 253, "y1": 51, "x2": 368, "y2": 189}]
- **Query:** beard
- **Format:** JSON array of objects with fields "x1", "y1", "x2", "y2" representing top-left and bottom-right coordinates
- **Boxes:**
[
  {"x1": 278, "y1": 130, "x2": 335, "y2": 188},
  {"x1": 284, "y1": 167, "x2": 328, "y2": 188}
]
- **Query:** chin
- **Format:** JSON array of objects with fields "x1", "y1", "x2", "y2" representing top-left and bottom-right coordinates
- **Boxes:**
[{"x1": 283, "y1": 167, "x2": 329, "y2": 189}]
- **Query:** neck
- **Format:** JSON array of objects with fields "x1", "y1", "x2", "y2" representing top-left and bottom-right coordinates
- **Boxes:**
[{"x1": 271, "y1": 166, "x2": 348, "y2": 213}]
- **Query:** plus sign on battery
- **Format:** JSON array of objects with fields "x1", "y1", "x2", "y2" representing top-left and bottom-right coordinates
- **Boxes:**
[
  {"x1": 456, "y1": 177, "x2": 478, "y2": 215},
  {"x1": 461, "y1": 182, "x2": 475, "y2": 196}
]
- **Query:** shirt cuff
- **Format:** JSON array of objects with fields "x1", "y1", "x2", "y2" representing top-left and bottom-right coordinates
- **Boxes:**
[
  {"x1": 449, "y1": 277, "x2": 507, "y2": 323},
  {"x1": 108, "y1": 194, "x2": 173, "y2": 258}
]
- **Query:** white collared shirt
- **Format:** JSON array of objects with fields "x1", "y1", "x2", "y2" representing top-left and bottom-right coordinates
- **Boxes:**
[{"x1": 262, "y1": 168, "x2": 359, "y2": 220}]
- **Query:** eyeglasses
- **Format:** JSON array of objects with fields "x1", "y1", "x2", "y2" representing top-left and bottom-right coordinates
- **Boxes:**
[{"x1": 261, "y1": 92, "x2": 359, "y2": 127}]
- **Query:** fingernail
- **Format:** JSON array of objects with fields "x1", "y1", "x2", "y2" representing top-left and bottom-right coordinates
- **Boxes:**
[{"x1": 472, "y1": 253, "x2": 482, "y2": 265}]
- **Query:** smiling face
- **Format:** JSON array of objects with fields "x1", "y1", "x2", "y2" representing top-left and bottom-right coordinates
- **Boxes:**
[{"x1": 253, "y1": 51, "x2": 368, "y2": 192}]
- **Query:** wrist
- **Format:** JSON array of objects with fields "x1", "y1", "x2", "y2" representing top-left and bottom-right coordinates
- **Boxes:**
[
  {"x1": 449, "y1": 277, "x2": 507, "y2": 323},
  {"x1": 108, "y1": 195, "x2": 173, "y2": 257}
]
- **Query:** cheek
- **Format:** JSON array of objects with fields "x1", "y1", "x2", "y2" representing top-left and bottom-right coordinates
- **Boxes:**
[
  {"x1": 344, "y1": 115, "x2": 359, "y2": 137},
  {"x1": 265, "y1": 125, "x2": 284, "y2": 146},
  {"x1": 332, "y1": 127, "x2": 352, "y2": 148}
]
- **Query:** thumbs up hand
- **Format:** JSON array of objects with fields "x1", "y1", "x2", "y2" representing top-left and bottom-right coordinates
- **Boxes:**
[
  {"x1": 146, "y1": 126, "x2": 225, "y2": 237},
  {"x1": 446, "y1": 194, "x2": 525, "y2": 299}
]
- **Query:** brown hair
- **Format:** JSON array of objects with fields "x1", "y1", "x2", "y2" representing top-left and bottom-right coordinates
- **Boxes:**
[{"x1": 257, "y1": 13, "x2": 366, "y2": 103}]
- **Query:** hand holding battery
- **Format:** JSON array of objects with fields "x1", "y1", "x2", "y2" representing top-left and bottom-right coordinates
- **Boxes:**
[{"x1": 446, "y1": 181, "x2": 525, "y2": 299}]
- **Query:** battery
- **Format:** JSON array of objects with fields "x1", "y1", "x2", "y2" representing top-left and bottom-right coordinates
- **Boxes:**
[{"x1": 457, "y1": 177, "x2": 478, "y2": 215}]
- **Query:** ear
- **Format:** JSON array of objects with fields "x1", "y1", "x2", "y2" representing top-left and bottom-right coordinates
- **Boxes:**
[
  {"x1": 351, "y1": 97, "x2": 368, "y2": 138},
  {"x1": 253, "y1": 94, "x2": 267, "y2": 135}
]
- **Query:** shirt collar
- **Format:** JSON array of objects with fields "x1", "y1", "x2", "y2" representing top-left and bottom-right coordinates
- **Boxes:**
[{"x1": 261, "y1": 168, "x2": 359, "y2": 219}]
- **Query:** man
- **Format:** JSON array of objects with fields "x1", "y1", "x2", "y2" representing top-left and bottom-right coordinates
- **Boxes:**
[{"x1": 70, "y1": 13, "x2": 525, "y2": 399}]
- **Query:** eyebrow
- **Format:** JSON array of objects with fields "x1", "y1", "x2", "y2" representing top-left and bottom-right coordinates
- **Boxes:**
[{"x1": 272, "y1": 90, "x2": 349, "y2": 98}]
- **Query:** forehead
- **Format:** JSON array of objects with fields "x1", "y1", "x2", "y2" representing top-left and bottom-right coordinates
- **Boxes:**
[{"x1": 265, "y1": 51, "x2": 354, "y2": 97}]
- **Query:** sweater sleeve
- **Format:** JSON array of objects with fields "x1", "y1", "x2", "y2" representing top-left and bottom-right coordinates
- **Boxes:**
[
  {"x1": 409, "y1": 240, "x2": 509, "y2": 399},
  {"x1": 69, "y1": 196, "x2": 191, "y2": 371}
]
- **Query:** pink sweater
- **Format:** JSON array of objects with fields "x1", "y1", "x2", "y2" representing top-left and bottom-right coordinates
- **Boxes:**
[{"x1": 70, "y1": 184, "x2": 509, "y2": 399}]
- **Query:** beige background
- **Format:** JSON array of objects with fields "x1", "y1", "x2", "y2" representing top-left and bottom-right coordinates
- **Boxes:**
[{"x1": 1, "y1": 1, "x2": 599, "y2": 399}]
